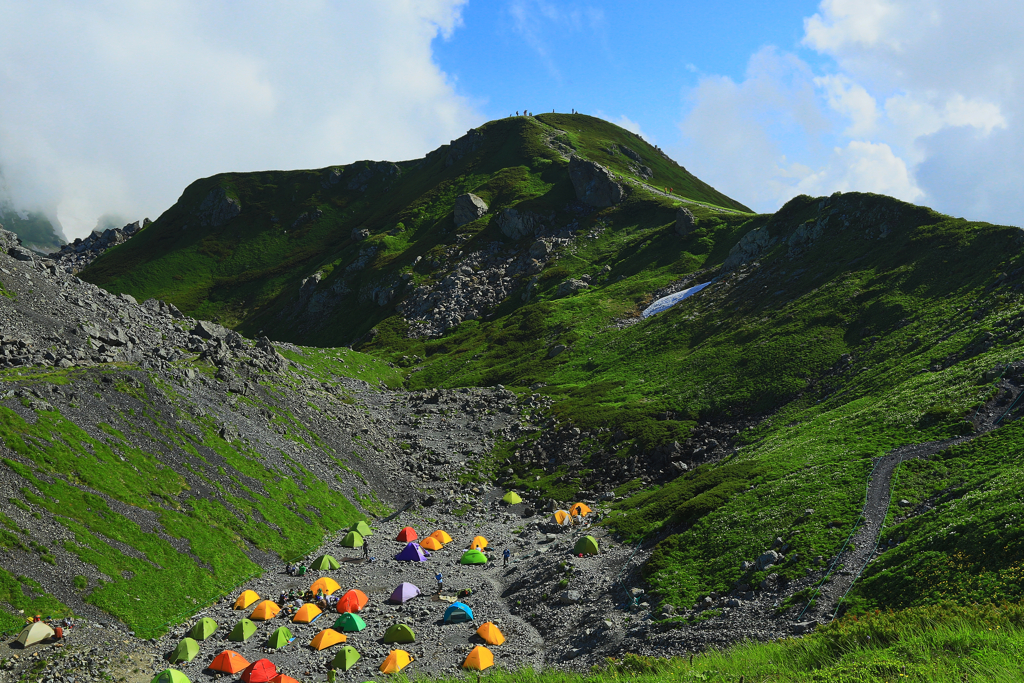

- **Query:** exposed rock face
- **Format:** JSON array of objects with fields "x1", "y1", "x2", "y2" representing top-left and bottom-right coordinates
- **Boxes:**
[
  {"x1": 497, "y1": 208, "x2": 539, "y2": 240},
  {"x1": 454, "y1": 193, "x2": 489, "y2": 227},
  {"x1": 48, "y1": 220, "x2": 147, "y2": 273},
  {"x1": 346, "y1": 161, "x2": 400, "y2": 192},
  {"x1": 722, "y1": 225, "x2": 775, "y2": 271},
  {"x1": 675, "y1": 207, "x2": 696, "y2": 236},
  {"x1": 569, "y1": 156, "x2": 623, "y2": 207},
  {"x1": 445, "y1": 129, "x2": 484, "y2": 167},
  {"x1": 196, "y1": 187, "x2": 241, "y2": 227},
  {"x1": 351, "y1": 228, "x2": 370, "y2": 241},
  {"x1": 556, "y1": 278, "x2": 589, "y2": 298}
]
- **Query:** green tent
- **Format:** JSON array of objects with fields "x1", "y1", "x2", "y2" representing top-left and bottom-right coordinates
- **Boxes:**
[
  {"x1": 574, "y1": 535, "x2": 600, "y2": 555},
  {"x1": 333, "y1": 613, "x2": 367, "y2": 632},
  {"x1": 167, "y1": 637, "x2": 199, "y2": 664},
  {"x1": 152, "y1": 670, "x2": 190, "y2": 683},
  {"x1": 382, "y1": 623, "x2": 416, "y2": 644},
  {"x1": 460, "y1": 548, "x2": 488, "y2": 565},
  {"x1": 330, "y1": 645, "x2": 361, "y2": 671},
  {"x1": 340, "y1": 531, "x2": 364, "y2": 548},
  {"x1": 350, "y1": 520, "x2": 372, "y2": 537},
  {"x1": 501, "y1": 491, "x2": 523, "y2": 505},
  {"x1": 309, "y1": 554, "x2": 341, "y2": 570},
  {"x1": 266, "y1": 626, "x2": 294, "y2": 649},
  {"x1": 228, "y1": 618, "x2": 257, "y2": 642},
  {"x1": 188, "y1": 617, "x2": 217, "y2": 641}
]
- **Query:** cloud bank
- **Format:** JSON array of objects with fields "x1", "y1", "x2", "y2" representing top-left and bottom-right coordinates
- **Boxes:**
[
  {"x1": 675, "y1": 0, "x2": 1023, "y2": 227},
  {"x1": 0, "y1": 1, "x2": 479, "y2": 239}
]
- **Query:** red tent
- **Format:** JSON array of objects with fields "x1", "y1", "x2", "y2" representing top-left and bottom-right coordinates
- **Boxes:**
[
  {"x1": 271, "y1": 675, "x2": 300, "y2": 683},
  {"x1": 241, "y1": 659, "x2": 277, "y2": 683},
  {"x1": 336, "y1": 589, "x2": 368, "y2": 614},
  {"x1": 396, "y1": 527, "x2": 418, "y2": 542}
]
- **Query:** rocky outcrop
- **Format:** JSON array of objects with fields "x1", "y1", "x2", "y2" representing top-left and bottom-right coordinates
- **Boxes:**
[
  {"x1": 196, "y1": 187, "x2": 241, "y2": 227},
  {"x1": 675, "y1": 207, "x2": 696, "y2": 236},
  {"x1": 555, "y1": 278, "x2": 589, "y2": 298},
  {"x1": 497, "y1": 208, "x2": 540, "y2": 240},
  {"x1": 48, "y1": 220, "x2": 147, "y2": 273},
  {"x1": 569, "y1": 156, "x2": 623, "y2": 207},
  {"x1": 454, "y1": 193, "x2": 488, "y2": 227},
  {"x1": 445, "y1": 129, "x2": 484, "y2": 167},
  {"x1": 346, "y1": 161, "x2": 400, "y2": 192},
  {"x1": 722, "y1": 225, "x2": 775, "y2": 271}
]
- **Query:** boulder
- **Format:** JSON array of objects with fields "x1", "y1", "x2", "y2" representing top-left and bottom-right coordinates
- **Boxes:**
[
  {"x1": 453, "y1": 193, "x2": 488, "y2": 227},
  {"x1": 529, "y1": 240, "x2": 552, "y2": 258},
  {"x1": 351, "y1": 228, "x2": 370, "y2": 241},
  {"x1": 675, "y1": 207, "x2": 696, "y2": 236},
  {"x1": 8, "y1": 245, "x2": 34, "y2": 262},
  {"x1": 792, "y1": 620, "x2": 817, "y2": 635},
  {"x1": 723, "y1": 225, "x2": 774, "y2": 271},
  {"x1": 569, "y1": 156, "x2": 623, "y2": 207},
  {"x1": 558, "y1": 590, "x2": 581, "y2": 605},
  {"x1": 497, "y1": 209, "x2": 537, "y2": 240},
  {"x1": 556, "y1": 279, "x2": 588, "y2": 298},
  {"x1": 756, "y1": 550, "x2": 782, "y2": 571},
  {"x1": 192, "y1": 320, "x2": 229, "y2": 340}
]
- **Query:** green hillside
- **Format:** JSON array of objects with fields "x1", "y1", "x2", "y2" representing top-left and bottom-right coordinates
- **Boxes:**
[{"x1": 0, "y1": 205, "x2": 64, "y2": 252}]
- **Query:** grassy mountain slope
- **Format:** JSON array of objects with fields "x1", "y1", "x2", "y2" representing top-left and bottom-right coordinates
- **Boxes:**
[{"x1": 0, "y1": 206, "x2": 64, "y2": 252}]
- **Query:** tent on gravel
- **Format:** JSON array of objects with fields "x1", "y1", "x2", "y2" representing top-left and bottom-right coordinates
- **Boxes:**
[
  {"x1": 334, "y1": 613, "x2": 367, "y2": 633},
  {"x1": 337, "y1": 589, "x2": 368, "y2": 613},
  {"x1": 476, "y1": 622, "x2": 505, "y2": 646},
  {"x1": 444, "y1": 602, "x2": 474, "y2": 624},
  {"x1": 570, "y1": 502, "x2": 592, "y2": 518},
  {"x1": 462, "y1": 645, "x2": 494, "y2": 671},
  {"x1": 468, "y1": 535, "x2": 488, "y2": 549},
  {"x1": 234, "y1": 590, "x2": 260, "y2": 610},
  {"x1": 429, "y1": 530, "x2": 453, "y2": 544},
  {"x1": 330, "y1": 646, "x2": 361, "y2": 671},
  {"x1": 349, "y1": 520, "x2": 372, "y2": 537},
  {"x1": 189, "y1": 617, "x2": 217, "y2": 641},
  {"x1": 309, "y1": 628, "x2": 346, "y2": 651},
  {"x1": 395, "y1": 542, "x2": 429, "y2": 562},
  {"x1": 383, "y1": 623, "x2": 416, "y2": 644},
  {"x1": 228, "y1": 619, "x2": 257, "y2": 642},
  {"x1": 420, "y1": 536, "x2": 443, "y2": 551},
  {"x1": 209, "y1": 650, "x2": 249, "y2": 674},
  {"x1": 292, "y1": 603, "x2": 321, "y2": 624},
  {"x1": 460, "y1": 548, "x2": 487, "y2": 565},
  {"x1": 389, "y1": 582, "x2": 421, "y2": 604},
  {"x1": 340, "y1": 531, "x2": 363, "y2": 548},
  {"x1": 309, "y1": 577, "x2": 341, "y2": 596},
  {"x1": 241, "y1": 659, "x2": 276, "y2": 683},
  {"x1": 270, "y1": 675, "x2": 298, "y2": 683},
  {"x1": 15, "y1": 621, "x2": 53, "y2": 647},
  {"x1": 266, "y1": 626, "x2": 294, "y2": 649},
  {"x1": 552, "y1": 510, "x2": 571, "y2": 526},
  {"x1": 168, "y1": 637, "x2": 199, "y2": 664},
  {"x1": 379, "y1": 650, "x2": 411, "y2": 674},
  {"x1": 309, "y1": 554, "x2": 340, "y2": 570},
  {"x1": 249, "y1": 600, "x2": 281, "y2": 621},
  {"x1": 152, "y1": 670, "x2": 190, "y2": 683},
  {"x1": 501, "y1": 491, "x2": 523, "y2": 505},
  {"x1": 574, "y1": 535, "x2": 600, "y2": 555},
  {"x1": 396, "y1": 526, "x2": 418, "y2": 542}
]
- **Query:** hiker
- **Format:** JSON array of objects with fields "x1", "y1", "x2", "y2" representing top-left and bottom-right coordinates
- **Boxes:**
[
  {"x1": 328, "y1": 669, "x2": 337, "y2": 683},
  {"x1": 503, "y1": 548, "x2": 511, "y2": 567},
  {"x1": 436, "y1": 573, "x2": 444, "y2": 594},
  {"x1": 363, "y1": 539, "x2": 370, "y2": 560}
]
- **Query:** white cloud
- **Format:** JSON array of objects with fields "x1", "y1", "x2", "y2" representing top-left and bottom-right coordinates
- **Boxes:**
[
  {"x1": 0, "y1": 1, "x2": 479, "y2": 239},
  {"x1": 794, "y1": 140, "x2": 923, "y2": 200},
  {"x1": 815, "y1": 74, "x2": 878, "y2": 137}
]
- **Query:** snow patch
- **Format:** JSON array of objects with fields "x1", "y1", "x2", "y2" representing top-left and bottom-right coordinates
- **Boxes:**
[{"x1": 642, "y1": 281, "x2": 711, "y2": 318}]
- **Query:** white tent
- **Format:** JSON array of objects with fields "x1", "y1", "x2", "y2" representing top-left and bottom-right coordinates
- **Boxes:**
[{"x1": 16, "y1": 621, "x2": 54, "y2": 647}]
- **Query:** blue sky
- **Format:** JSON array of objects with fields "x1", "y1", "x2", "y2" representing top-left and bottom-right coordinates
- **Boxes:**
[{"x1": 0, "y1": 1, "x2": 1021, "y2": 238}]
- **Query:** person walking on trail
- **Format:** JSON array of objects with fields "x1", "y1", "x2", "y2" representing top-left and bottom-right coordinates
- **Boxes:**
[
  {"x1": 503, "y1": 548, "x2": 511, "y2": 567},
  {"x1": 436, "y1": 573, "x2": 444, "y2": 594},
  {"x1": 363, "y1": 539, "x2": 370, "y2": 560}
]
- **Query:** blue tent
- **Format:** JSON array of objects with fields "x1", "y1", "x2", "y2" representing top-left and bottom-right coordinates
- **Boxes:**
[
  {"x1": 443, "y1": 601, "x2": 474, "y2": 623},
  {"x1": 395, "y1": 542, "x2": 429, "y2": 562}
]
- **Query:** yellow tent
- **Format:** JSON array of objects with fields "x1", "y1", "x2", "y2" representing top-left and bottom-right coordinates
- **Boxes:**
[
  {"x1": 16, "y1": 621, "x2": 54, "y2": 648},
  {"x1": 468, "y1": 535, "x2": 488, "y2": 550},
  {"x1": 462, "y1": 645, "x2": 494, "y2": 671},
  {"x1": 429, "y1": 530, "x2": 453, "y2": 544},
  {"x1": 379, "y1": 650, "x2": 411, "y2": 674},
  {"x1": 233, "y1": 590, "x2": 260, "y2": 610},
  {"x1": 476, "y1": 622, "x2": 505, "y2": 646},
  {"x1": 570, "y1": 502, "x2": 592, "y2": 517},
  {"x1": 309, "y1": 577, "x2": 341, "y2": 596},
  {"x1": 249, "y1": 600, "x2": 281, "y2": 621},
  {"x1": 292, "y1": 603, "x2": 322, "y2": 624},
  {"x1": 553, "y1": 510, "x2": 570, "y2": 525},
  {"x1": 419, "y1": 537, "x2": 443, "y2": 551},
  {"x1": 309, "y1": 629, "x2": 346, "y2": 651}
]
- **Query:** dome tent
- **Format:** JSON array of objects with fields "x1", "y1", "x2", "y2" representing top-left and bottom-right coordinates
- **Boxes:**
[
  {"x1": 233, "y1": 590, "x2": 260, "y2": 609},
  {"x1": 460, "y1": 548, "x2": 487, "y2": 565},
  {"x1": 476, "y1": 622, "x2": 505, "y2": 646},
  {"x1": 574, "y1": 535, "x2": 600, "y2": 555},
  {"x1": 462, "y1": 645, "x2": 494, "y2": 671},
  {"x1": 383, "y1": 623, "x2": 416, "y2": 644},
  {"x1": 444, "y1": 602, "x2": 474, "y2": 623},
  {"x1": 209, "y1": 650, "x2": 249, "y2": 674},
  {"x1": 395, "y1": 542, "x2": 429, "y2": 562},
  {"x1": 240, "y1": 659, "x2": 276, "y2": 683},
  {"x1": 330, "y1": 646, "x2": 361, "y2": 671},
  {"x1": 340, "y1": 531, "x2": 363, "y2": 548},
  {"x1": 151, "y1": 670, "x2": 190, "y2": 683},
  {"x1": 429, "y1": 530, "x2": 453, "y2": 544},
  {"x1": 15, "y1": 621, "x2": 54, "y2": 648},
  {"x1": 309, "y1": 554, "x2": 340, "y2": 570},
  {"x1": 189, "y1": 617, "x2": 217, "y2": 641},
  {"x1": 333, "y1": 613, "x2": 367, "y2": 632},
  {"x1": 167, "y1": 637, "x2": 199, "y2": 664},
  {"x1": 228, "y1": 619, "x2": 257, "y2": 642},
  {"x1": 309, "y1": 628, "x2": 346, "y2": 651},
  {"x1": 396, "y1": 527, "x2": 417, "y2": 542},
  {"x1": 379, "y1": 650, "x2": 411, "y2": 674},
  {"x1": 501, "y1": 491, "x2": 522, "y2": 504},
  {"x1": 350, "y1": 520, "x2": 372, "y2": 536},
  {"x1": 389, "y1": 582, "x2": 421, "y2": 604},
  {"x1": 266, "y1": 626, "x2": 294, "y2": 649},
  {"x1": 309, "y1": 577, "x2": 341, "y2": 595}
]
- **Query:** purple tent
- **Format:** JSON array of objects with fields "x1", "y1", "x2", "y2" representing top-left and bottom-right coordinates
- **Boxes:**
[
  {"x1": 394, "y1": 542, "x2": 429, "y2": 562},
  {"x1": 389, "y1": 582, "x2": 422, "y2": 603}
]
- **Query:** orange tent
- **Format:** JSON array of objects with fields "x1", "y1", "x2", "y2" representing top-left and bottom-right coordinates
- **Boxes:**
[
  {"x1": 396, "y1": 527, "x2": 417, "y2": 542},
  {"x1": 292, "y1": 603, "x2": 322, "y2": 624},
  {"x1": 309, "y1": 577, "x2": 341, "y2": 596},
  {"x1": 249, "y1": 600, "x2": 281, "y2": 621},
  {"x1": 336, "y1": 589, "x2": 368, "y2": 613},
  {"x1": 270, "y1": 675, "x2": 299, "y2": 683},
  {"x1": 209, "y1": 650, "x2": 249, "y2": 674},
  {"x1": 468, "y1": 535, "x2": 488, "y2": 550},
  {"x1": 476, "y1": 622, "x2": 505, "y2": 646},
  {"x1": 233, "y1": 590, "x2": 260, "y2": 610},
  {"x1": 419, "y1": 536, "x2": 443, "y2": 551},
  {"x1": 379, "y1": 650, "x2": 411, "y2": 674},
  {"x1": 462, "y1": 645, "x2": 494, "y2": 671},
  {"x1": 570, "y1": 502, "x2": 592, "y2": 517},
  {"x1": 309, "y1": 628, "x2": 347, "y2": 651},
  {"x1": 429, "y1": 530, "x2": 453, "y2": 544}
]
